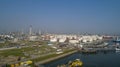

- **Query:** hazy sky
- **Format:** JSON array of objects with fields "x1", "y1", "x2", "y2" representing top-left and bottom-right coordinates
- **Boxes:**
[{"x1": 0, "y1": 0, "x2": 120, "y2": 34}]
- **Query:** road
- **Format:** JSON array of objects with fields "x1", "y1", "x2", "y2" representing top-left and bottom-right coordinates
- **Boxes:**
[{"x1": 0, "y1": 46, "x2": 29, "y2": 50}]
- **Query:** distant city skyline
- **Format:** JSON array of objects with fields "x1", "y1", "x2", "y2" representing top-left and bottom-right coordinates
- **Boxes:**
[{"x1": 0, "y1": 0, "x2": 120, "y2": 35}]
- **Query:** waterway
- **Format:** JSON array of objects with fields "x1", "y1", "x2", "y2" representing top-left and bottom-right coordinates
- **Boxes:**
[
  {"x1": 42, "y1": 51, "x2": 120, "y2": 67},
  {"x1": 40, "y1": 42, "x2": 120, "y2": 67}
]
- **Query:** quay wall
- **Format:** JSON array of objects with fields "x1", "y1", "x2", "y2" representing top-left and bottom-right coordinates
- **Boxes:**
[{"x1": 35, "y1": 50, "x2": 77, "y2": 66}]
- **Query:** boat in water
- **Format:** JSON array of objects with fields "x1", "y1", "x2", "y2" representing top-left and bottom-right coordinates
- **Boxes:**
[
  {"x1": 113, "y1": 40, "x2": 120, "y2": 43},
  {"x1": 116, "y1": 48, "x2": 120, "y2": 51},
  {"x1": 69, "y1": 59, "x2": 83, "y2": 67},
  {"x1": 113, "y1": 37, "x2": 120, "y2": 43},
  {"x1": 57, "y1": 59, "x2": 83, "y2": 67},
  {"x1": 81, "y1": 48, "x2": 97, "y2": 54}
]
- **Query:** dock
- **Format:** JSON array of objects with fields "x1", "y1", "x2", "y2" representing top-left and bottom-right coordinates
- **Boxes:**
[{"x1": 78, "y1": 47, "x2": 116, "y2": 54}]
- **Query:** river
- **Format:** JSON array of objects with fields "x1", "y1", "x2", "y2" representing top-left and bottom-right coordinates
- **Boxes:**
[{"x1": 41, "y1": 50, "x2": 120, "y2": 67}]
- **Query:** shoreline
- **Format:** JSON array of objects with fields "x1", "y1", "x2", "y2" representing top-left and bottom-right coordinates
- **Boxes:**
[{"x1": 35, "y1": 50, "x2": 77, "y2": 66}]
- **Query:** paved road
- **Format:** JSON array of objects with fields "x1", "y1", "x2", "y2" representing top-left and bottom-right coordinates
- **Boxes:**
[{"x1": 0, "y1": 46, "x2": 29, "y2": 51}]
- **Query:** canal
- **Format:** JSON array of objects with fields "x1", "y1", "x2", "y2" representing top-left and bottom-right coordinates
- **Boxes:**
[{"x1": 41, "y1": 51, "x2": 120, "y2": 67}]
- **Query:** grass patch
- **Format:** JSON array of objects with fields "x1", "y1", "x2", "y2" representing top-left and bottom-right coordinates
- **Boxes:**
[
  {"x1": 32, "y1": 54, "x2": 57, "y2": 62},
  {"x1": 0, "y1": 45, "x2": 54, "y2": 57},
  {"x1": 0, "y1": 47, "x2": 35, "y2": 57},
  {"x1": 32, "y1": 49, "x2": 76, "y2": 62},
  {"x1": 0, "y1": 49, "x2": 24, "y2": 57}
]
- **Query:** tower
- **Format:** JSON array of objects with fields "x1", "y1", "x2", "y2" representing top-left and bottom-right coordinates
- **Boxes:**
[
  {"x1": 21, "y1": 29, "x2": 24, "y2": 35},
  {"x1": 29, "y1": 25, "x2": 32, "y2": 35},
  {"x1": 39, "y1": 29, "x2": 41, "y2": 35}
]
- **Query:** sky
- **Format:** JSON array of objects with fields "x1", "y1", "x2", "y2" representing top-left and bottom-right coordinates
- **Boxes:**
[{"x1": 0, "y1": 0, "x2": 120, "y2": 35}]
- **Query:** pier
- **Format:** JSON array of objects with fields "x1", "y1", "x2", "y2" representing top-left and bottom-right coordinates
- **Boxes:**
[{"x1": 78, "y1": 47, "x2": 116, "y2": 54}]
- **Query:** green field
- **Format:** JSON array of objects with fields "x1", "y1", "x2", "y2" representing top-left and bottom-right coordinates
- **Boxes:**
[{"x1": 32, "y1": 49, "x2": 76, "y2": 62}]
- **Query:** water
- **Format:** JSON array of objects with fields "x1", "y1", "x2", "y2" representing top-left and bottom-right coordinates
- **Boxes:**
[{"x1": 42, "y1": 51, "x2": 120, "y2": 67}]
